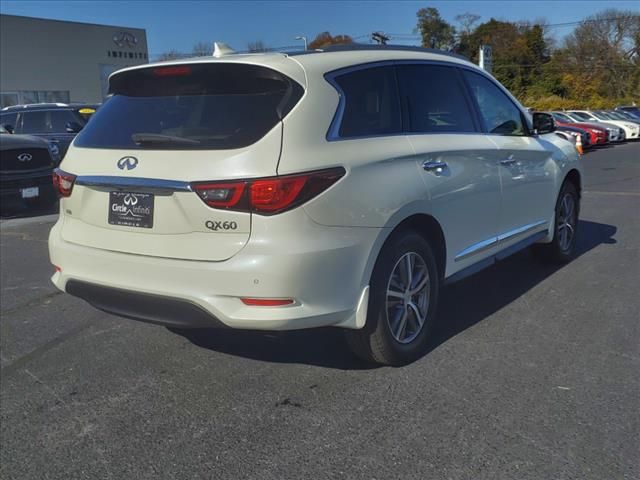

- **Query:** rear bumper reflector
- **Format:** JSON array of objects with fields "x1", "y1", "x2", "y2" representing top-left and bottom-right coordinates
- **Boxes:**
[{"x1": 240, "y1": 298, "x2": 294, "y2": 307}]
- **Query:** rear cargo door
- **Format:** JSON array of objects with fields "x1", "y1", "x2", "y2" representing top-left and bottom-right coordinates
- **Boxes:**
[{"x1": 59, "y1": 62, "x2": 304, "y2": 262}]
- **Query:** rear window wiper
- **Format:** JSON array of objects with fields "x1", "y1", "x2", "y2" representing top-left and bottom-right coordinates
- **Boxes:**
[{"x1": 131, "y1": 133, "x2": 201, "y2": 146}]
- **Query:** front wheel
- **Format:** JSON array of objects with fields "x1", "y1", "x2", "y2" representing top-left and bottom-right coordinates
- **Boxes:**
[
  {"x1": 345, "y1": 231, "x2": 440, "y2": 366},
  {"x1": 533, "y1": 181, "x2": 579, "y2": 263}
]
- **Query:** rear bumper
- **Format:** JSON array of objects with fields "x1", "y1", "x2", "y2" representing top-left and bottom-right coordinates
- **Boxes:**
[
  {"x1": 66, "y1": 280, "x2": 229, "y2": 328},
  {"x1": 49, "y1": 210, "x2": 380, "y2": 330},
  {"x1": 0, "y1": 170, "x2": 54, "y2": 196}
]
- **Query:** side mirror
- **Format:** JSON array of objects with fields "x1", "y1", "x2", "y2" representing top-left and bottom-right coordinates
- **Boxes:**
[
  {"x1": 2, "y1": 124, "x2": 14, "y2": 134},
  {"x1": 65, "y1": 121, "x2": 83, "y2": 133},
  {"x1": 532, "y1": 112, "x2": 555, "y2": 135}
]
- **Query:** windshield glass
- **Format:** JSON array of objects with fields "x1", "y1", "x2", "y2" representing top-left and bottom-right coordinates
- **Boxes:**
[
  {"x1": 570, "y1": 112, "x2": 592, "y2": 121},
  {"x1": 553, "y1": 112, "x2": 578, "y2": 123},
  {"x1": 74, "y1": 63, "x2": 303, "y2": 150},
  {"x1": 609, "y1": 112, "x2": 628, "y2": 120}
]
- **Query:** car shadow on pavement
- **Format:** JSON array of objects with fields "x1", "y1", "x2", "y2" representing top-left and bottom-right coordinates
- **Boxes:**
[{"x1": 172, "y1": 220, "x2": 617, "y2": 370}]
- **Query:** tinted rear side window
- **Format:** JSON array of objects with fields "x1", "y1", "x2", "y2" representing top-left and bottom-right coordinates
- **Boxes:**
[
  {"x1": 20, "y1": 111, "x2": 48, "y2": 134},
  {"x1": 50, "y1": 110, "x2": 82, "y2": 133},
  {"x1": 75, "y1": 63, "x2": 303, "y2": 150},
  {"x1": 15, "y1": 110, "x2": 83, "y2": 134},
  {"x1": 397, "y1": 64, "x2": 476, "y2": 134},
  {"x1": 333, "y1": 66, "x2": 401, "y2": 138}
]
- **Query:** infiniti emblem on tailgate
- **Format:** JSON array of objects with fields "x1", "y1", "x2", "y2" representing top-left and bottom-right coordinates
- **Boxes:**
[
  {"x1": 17, "y1": 153, "x2": 33, "y2": 162},
  {"x1": 117, "y1": 156, "x2": 138, "y2": 170}
]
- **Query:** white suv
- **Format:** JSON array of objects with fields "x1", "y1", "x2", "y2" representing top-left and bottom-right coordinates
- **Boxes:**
[{"x1": 49, "y1": 45, "x2": 582, "y2": 365}]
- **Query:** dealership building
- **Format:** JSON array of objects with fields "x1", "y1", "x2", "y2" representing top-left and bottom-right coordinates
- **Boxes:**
[{"x1": 0, "y1": 14, "x2": 149, "y2": 108}]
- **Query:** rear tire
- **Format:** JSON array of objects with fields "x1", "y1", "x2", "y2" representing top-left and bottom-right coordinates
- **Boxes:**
[
  {"x1": 345, "y1": 230, "x2": 440, "y2": 366},
  {"x1": 533, "y1": 181, "x2": 579, "y2": 263}
]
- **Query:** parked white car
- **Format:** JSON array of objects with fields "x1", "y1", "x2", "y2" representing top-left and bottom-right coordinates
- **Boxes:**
[
  {"x1": 568, "y1": 110, "x2": 636, "y2": 140},
  {"x1": 49, "y1": 45, "x2": 583, "y2": 365},
  {"x1": 594, "y1": 110, "x2": 640, "y2": 139}
]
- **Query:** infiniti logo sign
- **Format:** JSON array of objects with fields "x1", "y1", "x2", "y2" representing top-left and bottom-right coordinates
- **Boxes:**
[
  {"x1": 17, "y1": 153, "x2": 33, "y2": 162},
  {"x1": 117, "y1": 156, "x2": 138, "y2": 170},
  {"x1": 113, "y1": 31, "x2": 138, "y2": 48}
]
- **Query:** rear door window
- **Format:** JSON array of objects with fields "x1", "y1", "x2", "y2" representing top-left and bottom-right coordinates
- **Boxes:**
[
  {"x1": 50, "y1": 110, "x2": 82, "y2": 133},
  {"x1": 397, "y1": 64, "x2": 477, "y2": 133},
  {"x1": 74, "y1": 63, "x2": 303, "y2": 150},
  {"x1": 19, "y1": 111, "x2": 48, "y2": 134},
  {"x1": 332, "y1": 66, "x2": 401, "y2": 138}
]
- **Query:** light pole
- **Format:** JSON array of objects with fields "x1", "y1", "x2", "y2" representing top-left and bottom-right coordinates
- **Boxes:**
[{"x1": 295, "y1": 36, "x2": 308, "y2": 51}]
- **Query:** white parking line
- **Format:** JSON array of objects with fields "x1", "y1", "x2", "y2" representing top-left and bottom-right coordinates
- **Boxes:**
[{"x1": 584, "y1": 191, "x2": 640, "y2": 196}]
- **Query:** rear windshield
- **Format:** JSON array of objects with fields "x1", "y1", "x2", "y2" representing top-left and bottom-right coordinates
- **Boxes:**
[{"x1": 74, "y1": 63, "x2": 303, "y2": 150}]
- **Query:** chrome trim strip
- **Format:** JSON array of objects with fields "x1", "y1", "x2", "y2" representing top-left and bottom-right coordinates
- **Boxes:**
[
  {"x1": 454, "y1": 220, "x2": 548, "y2": 262},
  {"x1": 454, "y1": 236, "x2": 499, "y2": 262},
  {"x1": 496, "y1": 220, "x2": 548, "y2": 243},
  {"x1": 75, "y1": 176, "x2": 192, "y2": 193}
]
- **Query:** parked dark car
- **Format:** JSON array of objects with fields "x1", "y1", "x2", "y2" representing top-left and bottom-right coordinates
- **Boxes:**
[
  {"x1": 615, "y1": 105, "x2": 640, "y2": 120},
  {"x1": 0, "y1": 124, "x2": 59, "y2": 206},
  {"x1": 0, "y1": 103, "x2": 87, "y2": 158},
  {"x1": 555, "y1": 124, "x2": 591, "y2": 149}
]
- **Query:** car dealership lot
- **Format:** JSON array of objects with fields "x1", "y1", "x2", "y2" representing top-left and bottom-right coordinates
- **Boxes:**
[{"x1": 1, "y1": 143, "x2": 639, "y2": 479}]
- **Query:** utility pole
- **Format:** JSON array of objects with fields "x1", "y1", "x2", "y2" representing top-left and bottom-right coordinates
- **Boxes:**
[
  {"x1": 295, "y1": 36, "x2": 308, "y2": 50},
  {"x1": 371, "y1": 32, "x2": 390, "y2": 45},
  {"x1": 479, "y1": 44, "x2": 493, "y2": 73}
]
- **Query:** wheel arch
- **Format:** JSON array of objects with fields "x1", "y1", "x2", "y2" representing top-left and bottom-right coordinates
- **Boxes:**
[
  {"x1": 564, "y1": 168, "x2": 582, "y2": 198},
  {"x1": 363, "y1": 213, "x2": 447, "y2": 289}
]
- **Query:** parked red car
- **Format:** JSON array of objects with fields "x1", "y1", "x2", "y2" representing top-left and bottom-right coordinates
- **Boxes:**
[{"x1": 550, "y1": 111, "x2": 609, "y2": 146}]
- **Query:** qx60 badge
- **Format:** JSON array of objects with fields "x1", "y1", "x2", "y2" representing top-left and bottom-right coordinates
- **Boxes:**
[
  {"x1": 117, "y1": 156, "x2": 138, "y2": 170},
  {"x1": 205, "y1": 220, "x2": 238, "y2": 231}
]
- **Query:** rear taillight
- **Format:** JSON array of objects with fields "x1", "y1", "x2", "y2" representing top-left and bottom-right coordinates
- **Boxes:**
[
  {"x1": 153, "y1": 66, "x2": 191, "y2": 76},
  {"x1": 192, "y1": 167, "x2": 345, "y2": 215},
  {"x1": 52, "y1": 168, "x2": 76, "y2": 197}
]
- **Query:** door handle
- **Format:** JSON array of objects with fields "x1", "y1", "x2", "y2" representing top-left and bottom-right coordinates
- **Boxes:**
[
  {"x1": 423, "y1": 160, "x2": 448, "y2": 173},
  {"x1": 499, "y1": 155, "x2": 516, "y2": 166}
]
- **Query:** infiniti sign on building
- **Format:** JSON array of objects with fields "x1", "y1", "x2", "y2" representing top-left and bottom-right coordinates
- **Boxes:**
[{"x1": 0, "y1": 14, "x2": 149, "y2": 108}]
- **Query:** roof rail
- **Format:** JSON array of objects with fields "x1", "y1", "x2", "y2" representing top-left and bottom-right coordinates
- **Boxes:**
[
  {"x1": 1, "y1": 102, "x2": 69, "y2": 111},
  {"x1": 286, "y1": 43, "x2": 470, "y2": 62}
]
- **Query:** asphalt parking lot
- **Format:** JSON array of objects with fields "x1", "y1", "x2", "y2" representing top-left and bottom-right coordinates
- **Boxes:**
[{"x1": 1, "y1": 143, "x2": 638, "y2": 479}]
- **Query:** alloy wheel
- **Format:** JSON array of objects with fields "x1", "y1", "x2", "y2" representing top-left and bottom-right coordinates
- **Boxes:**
[
  {"x1": 385, "y1": 252, "x2": 430, "y2": 344},
  {"x1": 557, "y1": 193, "x2": 577, "y2": 252}
]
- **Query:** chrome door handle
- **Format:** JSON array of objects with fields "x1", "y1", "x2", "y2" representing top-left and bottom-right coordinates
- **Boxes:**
[
  {"x1": 500, "y1": 155, "x2": 516, "y2": 166},
  {"x1": 423, "y1": 160, "x2": 447, "y2": 172}
]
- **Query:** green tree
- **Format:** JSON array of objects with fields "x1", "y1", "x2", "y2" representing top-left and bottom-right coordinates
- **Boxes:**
[
  {"x1": 557, "y1": 9, "x2": 640, "y2": 101},
  {"x1": 157, "y1": 50, "x2": 183, "y2": 61},
  {"x1": 415, "y1": 7, "x2": 456, "y2": 50},
  {"x1": 308, "y1": 32, "x2": 354, "y2": 49},
  {"x1": 192, "y1": 42, "x2": 212, "y2": 57},
  {"x1": 247, "y1": 40, "x2": 268, "y2": 52}
]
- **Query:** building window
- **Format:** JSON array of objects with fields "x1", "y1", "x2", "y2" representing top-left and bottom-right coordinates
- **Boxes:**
[
  {"x1": 0, "y1": 90, "x2": 70, "y2": 108},
  {"x1": 0, "y1": 92, "x2": 20, "y2": 108}
]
